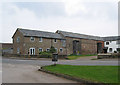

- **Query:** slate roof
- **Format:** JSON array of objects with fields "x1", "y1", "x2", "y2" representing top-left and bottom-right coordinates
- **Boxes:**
[
  {"x1": 57, "y1": 30, "x2": 104, "y2": 41},
  {"x1": 102, "y1": 36, "x2": 120, "y2": 41},
  {"x1": 18, "y1": 28, "x2": 64, "y2": 39},
  {"x1": 15, "y1": 28, "x2": 119, "y2": 41}
]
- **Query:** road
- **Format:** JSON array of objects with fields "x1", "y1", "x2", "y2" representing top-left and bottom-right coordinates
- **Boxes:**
[
  {"x1": 2, "y1": 57, "x2": 118, "y2": 83},
  {"x1": 2, "y1": 57, "x2": 118, "y2": 66}
]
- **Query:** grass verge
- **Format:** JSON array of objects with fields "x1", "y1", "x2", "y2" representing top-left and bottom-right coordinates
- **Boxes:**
[
  {"x1": 43, "y1": 64, "x2": 119, "y2": 83},
  {"x1": 67, "y1": 54, "x2": 97, "y2": 60}
]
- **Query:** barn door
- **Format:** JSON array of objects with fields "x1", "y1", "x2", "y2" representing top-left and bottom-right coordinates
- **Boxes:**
[
  {"x1": 97, "y1": 43, "x2": 102, "y2": 53},
  {"x1": 73, "y1": 40, "x2": 81, "y2": 55}
]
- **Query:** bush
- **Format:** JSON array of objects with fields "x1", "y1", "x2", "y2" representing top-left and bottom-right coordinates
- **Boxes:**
[
  {"x1": 38, "y1": 46, "x2": 56, "y2": 58},
  {"x1": 50, "y1": 46, "x2": 56, "y2": 53},
  {"x1": 39, "y1": 51, "x2": 52, "y2": 58}
]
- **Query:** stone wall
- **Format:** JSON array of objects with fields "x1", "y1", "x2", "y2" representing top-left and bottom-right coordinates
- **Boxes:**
[
  {"x1": 13, "y1": 30, "x2": 67, "y2": 55},
  {"x1": 23, "y1": 37, "x2": 67, "y2": 55},
  {"x1": 65, "y1": 37, "x2": 104, "y2": 55},
  {"x1": 81, "y1": 39, "x2": 97, "y2": 55},
  {"x1": 13, "y1": 30, "x2": 104, "y2": 56},
  {"x1": 13, "y1": 30, "x2": 24, "y2": 54}
]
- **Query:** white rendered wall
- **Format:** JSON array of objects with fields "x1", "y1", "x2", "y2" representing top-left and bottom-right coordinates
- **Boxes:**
[{"x1": 104, "y1": 41, "x2": 119, "y2": 53}]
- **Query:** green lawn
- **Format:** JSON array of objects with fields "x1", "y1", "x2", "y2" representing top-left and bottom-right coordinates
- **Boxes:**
[
  {"x1": 43, "y1": 64, "x2": 119, "y2": 83},
  {"x1": 67, "y1": 54, "x2": 97, "y2": 60}
]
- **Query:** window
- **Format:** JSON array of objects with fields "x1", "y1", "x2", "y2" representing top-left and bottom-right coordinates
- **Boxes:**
[
  {"x1": 109, "y1": 48, "x2": 112, "y2": 52},
  {"x1": 62, "y1": 40, "x2": 66, "y2": 47},
  {"x1": 46, "y1": 48, "x2": 50, "y2": 52},
  {"x1": 54, "y1": 39, "x2": 57, "y2": 43},
  {"x1": 17, "y1": 47, "x2": 20, "y2": 54},
  {"x1": 39, "y1": 37, "x2": 42, "y2": 42},
  {"x1": 60, "y1": 48, "x2": 63, "y2": 52},
  {"x1": 106, "y1": 42, "x2": 109, "y2": 45},
  {"x1": 29, "y1": 48, "x2": 35, "y2": 55},
  {"x1": 39, "y1": 48, "x2": 43, "y2": 52},
  {"x1": 17, "y1": 37, "x2": 20, "y2": 42},
  {"x1": 55, "y1": 48, "x2": 58, "y2": 52},
  {"x1": 30, "y1": 37, "x2": 35, "y2": 42}
]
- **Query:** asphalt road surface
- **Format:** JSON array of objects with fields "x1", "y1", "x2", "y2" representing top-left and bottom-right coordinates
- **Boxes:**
[
  {"x1": 2, "y1": 57, "x2": 118, "y2": 83},
  {"x1": 2, "y1": 57, "x2": 118, "y2": 66}
]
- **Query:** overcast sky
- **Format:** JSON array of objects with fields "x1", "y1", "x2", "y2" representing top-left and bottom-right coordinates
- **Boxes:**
[{"x1": 0, "y1": 0, "x2": 119, "y2": 43}]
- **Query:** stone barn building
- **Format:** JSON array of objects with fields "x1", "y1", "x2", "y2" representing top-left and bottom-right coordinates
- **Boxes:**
[
  {"x1": 56, "y1": 30, "x2": 104, "y2": 55},
  {"x1": 12, "y1": 28, "x2": 66, "y2": 55},
  {"x1": 12, "y1": 28, "x2": 104, "y2": 56}
]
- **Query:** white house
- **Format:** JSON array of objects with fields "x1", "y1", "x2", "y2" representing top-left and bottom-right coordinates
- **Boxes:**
[{"x1": 103, "y1": 36, "x2": 120, "y2": 53}]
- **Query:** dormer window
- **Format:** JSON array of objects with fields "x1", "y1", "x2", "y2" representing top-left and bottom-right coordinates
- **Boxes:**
[
  {"x1": 17, "y1": 37, "x2": 20, "y2": 42},
  {"x1": 39, "y1": 37, "x2": 42, "y2": 42},
  {"x1": 30, "y1": 37, "x2": 35, "y2": 42},
  {"x1": 54, "y1": 39, "x2": 57, "y2": 43}
]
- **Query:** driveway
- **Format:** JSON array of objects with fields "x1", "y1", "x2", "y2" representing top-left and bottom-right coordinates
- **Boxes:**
[{"x1": 2, "y1": 63, "x2": 77, "y2": 83}]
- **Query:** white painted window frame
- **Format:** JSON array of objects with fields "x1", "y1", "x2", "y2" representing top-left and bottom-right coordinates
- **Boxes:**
[
  {"x1": 46, "y1": 48, "x2": 50, "y2": 52},
  {"x1": 54, "y1": 39, "x2": 57, "y2": 43},
  {"x1": 39, "y1": 48, "x2": 43, "y2": 52},
  {"x1": 30, "y1": 37, "x2": 35, "y2": 42},
  {"x1": 60, "y1": 48, "x2": 63, "y2": 52},
  {"x1": 39, "y1": 37, "x2": 42, "y2": 42}
]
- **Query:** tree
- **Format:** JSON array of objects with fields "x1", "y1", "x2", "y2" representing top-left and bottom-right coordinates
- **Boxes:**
[{"x1": 50, "y1": 46, "x2": 56, "y2": 53}]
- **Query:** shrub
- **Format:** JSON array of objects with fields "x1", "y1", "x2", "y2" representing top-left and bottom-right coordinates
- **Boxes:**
[
  {"x1": 38, "y1": 46, "x2": 56, "y2": 58},
  {"x1": 50, "y1": 46, "x2": 56, "y2": 53},
  {"x1": 39, "y1": 51, "x2": 52, "y2": 58}
]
